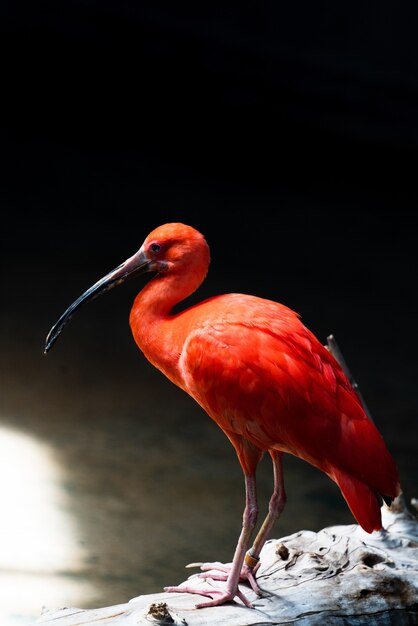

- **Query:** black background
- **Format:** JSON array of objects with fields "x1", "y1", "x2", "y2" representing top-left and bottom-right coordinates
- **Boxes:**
[{"x1": 2, "y1": 2, "x2": 418, "y2": 237}]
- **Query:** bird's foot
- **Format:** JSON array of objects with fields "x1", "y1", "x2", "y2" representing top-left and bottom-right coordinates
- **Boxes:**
[
  {"x1": 188, "y1": 560, "x2": 262, "y2": 596},
  {"x1": 164, "y1": 577, "x2": 255, "y2": 608}
]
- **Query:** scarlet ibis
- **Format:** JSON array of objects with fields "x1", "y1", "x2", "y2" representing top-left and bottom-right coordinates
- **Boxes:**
[{"x1": 45, "y1": 222, "x2": 400, "y2": 608}]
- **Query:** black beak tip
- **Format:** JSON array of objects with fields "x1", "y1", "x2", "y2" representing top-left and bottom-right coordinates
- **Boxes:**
[{"x1": 44, "y1": 328, "x2": 58, "y2": 354}]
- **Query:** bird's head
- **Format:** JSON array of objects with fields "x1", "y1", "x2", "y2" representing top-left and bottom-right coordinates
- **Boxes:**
[
  {"x1": 143, "y1": 222, "x2": 210, "y2": 275},
  {"x1": 44, "y1": 223, "x2": 210, "y2": 354}
]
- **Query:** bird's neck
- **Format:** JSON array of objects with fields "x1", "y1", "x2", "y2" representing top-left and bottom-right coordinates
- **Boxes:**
[{"x1": 128, "y1": 272, "x2": 201, "y2": 389}]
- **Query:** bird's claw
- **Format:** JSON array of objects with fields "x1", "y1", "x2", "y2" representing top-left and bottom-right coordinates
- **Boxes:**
[
  {"x1": 187, "y1": 560, "x2": 262, "y2": 596},
  {"x1": 164, "y1": 578, "x2": 255, "y2": 608}
]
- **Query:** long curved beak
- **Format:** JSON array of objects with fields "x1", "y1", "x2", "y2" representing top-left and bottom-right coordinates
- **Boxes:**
[{"x1": 44, "y1": 247, "x2": 152, "y2": 354}]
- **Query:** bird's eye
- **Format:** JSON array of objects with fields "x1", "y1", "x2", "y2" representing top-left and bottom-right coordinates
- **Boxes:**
[{"x1": 150, "y1": 243, "x2": 161, "y2": 253}]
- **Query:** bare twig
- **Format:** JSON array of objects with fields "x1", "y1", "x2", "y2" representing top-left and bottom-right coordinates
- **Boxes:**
[{"x1": 326, "y1": 334, "x2": 374, "y2": 423}]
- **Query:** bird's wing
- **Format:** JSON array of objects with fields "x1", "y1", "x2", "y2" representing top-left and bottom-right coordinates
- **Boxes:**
[{"x1": 179, "y1": 311, "x2": 353, "y2": 453}]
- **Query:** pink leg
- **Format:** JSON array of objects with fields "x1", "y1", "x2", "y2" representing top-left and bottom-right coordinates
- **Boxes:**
[
  {"x1": 193, "y1": 451, "x2": 286, "y2": 598},
  {"x1": 245, "y1": 450, "x2": 286, "y2": 566},
  {"x1": 165, "y1": 471, "x2": 259, "y2": 608},
  {"x1": 194, "y1": 452, "x2": 286, "y2": 596}
]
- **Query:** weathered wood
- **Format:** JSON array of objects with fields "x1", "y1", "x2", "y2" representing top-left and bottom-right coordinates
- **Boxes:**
[{"x1": 33, "y1": 495, "x2": 418, "y2": 625}]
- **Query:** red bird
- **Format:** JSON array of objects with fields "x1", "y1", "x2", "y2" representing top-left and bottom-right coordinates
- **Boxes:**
[{"x1": 45, "y1": 222, "x2": 400, "y2": 608}]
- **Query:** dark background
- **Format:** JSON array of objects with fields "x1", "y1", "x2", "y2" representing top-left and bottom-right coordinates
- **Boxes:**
[{"x1": 1, "y1": 2, "x2": 417, "y2": 623}]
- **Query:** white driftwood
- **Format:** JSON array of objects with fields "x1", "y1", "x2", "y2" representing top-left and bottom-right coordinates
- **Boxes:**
[{"x1": 33, "y1": 495, "x2": 418, "y2": 625}]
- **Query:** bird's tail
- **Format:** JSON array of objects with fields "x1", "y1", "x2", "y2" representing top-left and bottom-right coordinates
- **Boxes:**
[{"x1": 331, "y1": 467, "x2": 389, "y2": 533}]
